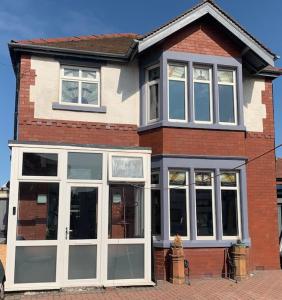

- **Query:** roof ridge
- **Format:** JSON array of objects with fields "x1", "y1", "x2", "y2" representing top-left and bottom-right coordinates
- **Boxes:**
[{"x1": 15, "y1": 33, "x2": 140, "y2": 45}]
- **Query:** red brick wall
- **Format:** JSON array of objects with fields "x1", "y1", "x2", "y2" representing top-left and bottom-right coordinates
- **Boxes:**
[
  {"x1": 17, "y1": 55, "x2": 139, "y2": 147},
  {"x1": 163, "y1": 18, "x2": 242, "y2": 57}
]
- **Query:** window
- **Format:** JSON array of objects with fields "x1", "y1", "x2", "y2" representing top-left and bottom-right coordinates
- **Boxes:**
[
  {"x1": 17, "y1": 182, "x2": 59, "y2": 240},
  {"x1": 147, "y1": 66, "x2": 160, "y2": 122},
  {"x1": 168, "y1": 64, "x2": 187, "y2": 121},
  {"x1": 193, "y1": 66, "x2": 213, "y2": 123},
  {"x1": 218, "y1": 70, "x2": 237, "y2": 124},
  {"x1": 22, "y1": 153, "x2": 58, "y2": 177},
  {"x1": 151, "y1": 172, "x2": 161, "y2": 236},
  {"x1": 220, "y1": 172, "x2": 240, "y2": 237},
  {"x1": 68, "y1": 152, "x2": 102, "y2": 180},
  {"x1": 60, "y1": 66, "x2": 100, "y2": 106},
  {"x1": 195, "y1": 171, "x2": 215, "y2": 239},
  {"x1": 169, "y1": 171, "x2": 188, "y2": 237}
]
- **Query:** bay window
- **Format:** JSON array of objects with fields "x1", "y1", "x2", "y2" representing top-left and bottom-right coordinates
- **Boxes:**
[
  {"x1": 147, "y1": 66, "x2": 160, "y2": 123},
  {"x1": 193, "y1": 67, "x2": 213, "y2": 123},
  {"x1": 60, "y1": 66, "x2": 100, "y2": 106},
  {"x1": 195, "y1": 171, "x2": 215, "y2": 239},
  {"x1": 220, "y1": 172, "x2": 240, "y2": 238},
  {"x1": 169, "y1": 170, "x2": 188, "y2": 237},
  {"x1": 218, "y1": 69, "x2": 237, "y2": 124},
  {"x1": 168, "y1": 64, "x2": 187, "y2": 121}
]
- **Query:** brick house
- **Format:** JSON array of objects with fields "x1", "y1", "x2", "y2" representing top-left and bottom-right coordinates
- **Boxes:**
[{"x1": 5, "y1": 0, "x2": 282, "y2": 291}]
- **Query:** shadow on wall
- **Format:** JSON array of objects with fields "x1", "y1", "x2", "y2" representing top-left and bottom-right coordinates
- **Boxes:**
[
  {"x1": 243, "y1": 73, "x2": 256, "y2": 109},
  {"x1": 117, "y1": 61, "x2": 139, "y2": 102}
]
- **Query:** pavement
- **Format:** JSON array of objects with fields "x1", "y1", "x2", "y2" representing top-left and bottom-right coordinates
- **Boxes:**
[{"x1": 5, "y1": 270, "x2": 282, "y2": 300}]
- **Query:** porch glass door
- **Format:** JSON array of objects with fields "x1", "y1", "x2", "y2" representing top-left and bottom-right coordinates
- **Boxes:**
[{"x1": 64, "y1": 184, "x2": 101, "y2": 284}]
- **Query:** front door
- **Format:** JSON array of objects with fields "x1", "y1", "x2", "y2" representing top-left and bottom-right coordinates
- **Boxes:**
[{"x1": 64, "y1": 184, "x2": 101, "y2": 286}]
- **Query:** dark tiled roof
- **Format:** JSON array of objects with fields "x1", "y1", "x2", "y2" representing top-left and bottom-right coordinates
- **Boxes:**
[
  {"x1": 260, "y1": 65, "x2": 282, "y2": 76},
  {"x1": 13, "y1": 33, "x2": 141, "y2": 56},
  {"x1": 276, "y1": 158, "x2": 282, "y2": 179}
]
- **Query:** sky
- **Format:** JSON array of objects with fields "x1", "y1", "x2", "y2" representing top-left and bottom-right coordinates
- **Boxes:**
[{"x1": 0, "y1": 0, "x2": 282, "y2": 186}]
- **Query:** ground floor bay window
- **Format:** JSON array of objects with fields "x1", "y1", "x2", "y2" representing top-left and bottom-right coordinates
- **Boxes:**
[
  {"x1": 151, "y1": 156, "x2": 248, "y2": 247},
  {"x1": 6, "y1": 142, "x2": 152, "y2": 291}
]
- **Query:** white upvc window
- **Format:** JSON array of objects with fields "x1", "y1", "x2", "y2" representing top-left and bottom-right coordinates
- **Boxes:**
[
  {"x1": 194, "y1": 170, "x2": 216, "y2": 240},
  {"x1": 193, "y1": 66, "x2": 213, "y2": 124},
  {"x1": 60, "y1": 66, "x2": 100, "y2": 107},
  {"x1": 218, "y1": 69, "x2": 237, "y2": 125},
  {"x1": 168, "y1": 170, "x2": 189, "y2": 239},
  {"x1": 168, "y1": 63, "x2": 187, "y2": 122},
  {"x1": 220, "y1": 171, "x2": 241, "y2": 239},
  {"x1": 146, "y1": 65, "x2": 160, "y2": 123}
]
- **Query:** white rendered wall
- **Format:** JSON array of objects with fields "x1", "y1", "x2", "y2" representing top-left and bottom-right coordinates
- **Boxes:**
[
  {"x1": 30, "y1": 56, "x2": 140, "y2": 125},
  {"x1": 243, "y1": 75, "x2": 266, "y2": 132}
]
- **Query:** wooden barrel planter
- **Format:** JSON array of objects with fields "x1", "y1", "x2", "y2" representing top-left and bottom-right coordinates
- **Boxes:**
[{"x1": 231, "y1": 243, "x2": 248, "y2": 281}]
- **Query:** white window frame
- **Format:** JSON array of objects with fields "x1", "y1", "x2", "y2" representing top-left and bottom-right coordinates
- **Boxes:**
[
  {"x1": 218, "y1": 69, "x2": 237, "y2": 125},
  {"x1": 59, "y1": 66, "x2": 101, "y2": 107},
  {"x1": 194, "y1": 170, "x2": 216, "y2": 240},
  {"x1": 168, "y1": 170, "x2": 189, "y2": 240},
  {"x1": 193, "y1": 66, "x2": 213, "y2": 124},
  {"x1": 108, "y1": 153, "x2": 146, "y2": 182},
  {"x1": 146, "y1": 65, "x2": 160, "y2": 124},
  {"x1": 220, "y1": 171, "x2": 241, "y2": 240},
  {"x1": 168, "y1": 63, "x2": 188, "y2": 123}
]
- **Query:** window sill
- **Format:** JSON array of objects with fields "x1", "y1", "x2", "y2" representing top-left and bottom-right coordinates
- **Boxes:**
[
  {"x1": 153, "y1": 238, "x2": 250, "y2": 248},
  {"x1": 52, "y1": 102, "x2": 107, "y2": 113},
  {"x1": 138, "y1": 121, "x2": 246, "y2": 132}
]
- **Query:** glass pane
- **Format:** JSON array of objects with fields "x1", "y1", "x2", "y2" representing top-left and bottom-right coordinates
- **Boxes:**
[
  {"x1": 148, "y1": 67, "x2": 160, "y2": 81},
  {"x1": 108, "y1": 244, "x2": 144, "y2": 280},
  {"x1": 193, "y1": 67, "x2": 210, "y2": 81},
  {"x1": 169, "y1": 171, "x2": 186, "y2": 186},
  {"x1": 151, "y1": 172, "x2": 160, "y2": 185},
  {"x1": 112, "y1": 156, "x2": 143, "y2": 178},
  {"x1": 70, "y1": 187, "x2": 98, "y2": 239},
  {"x1": 81, "y1": 82, "x2": 98, "y2": 105},
  {"x1": 22, "y1": 153, "x2": 58, "y2": 176},
  {"x1": 220, "y1": 173, "x2": 237, "y2": 187},
  {"x1": 168, "y1": 65, "x2": 185, "y2": 79},
  {"x1": 169, "y1": 80, "x2": 185, "y2": 120},
  {"x1": 17, "y1": 183, "x2": 59, "y2": 240},
  {"x1": 196, "y1": 189, "x2": 213, "y2": 236},
  {"x1": 68, "y1": 152, "x2": 102, "y2": 180},
  {"x1": 195, "y1": 172, "x2": 212, "y2": 186},
  {"x1": 64, "y1": 68, "x2": 79, "y2": 77},
  {"x1": 82, "y1": 70, "x2": 97, "y2": 79},
  {"x1": 62, "y1": 80, "x2": 79, "y2": 103},
  {"x1": 149, "y1": 83, "x2": 159, "y2": 121},
  {"x1": 219, "y1": 85, "x2": 235, "y2": 123},
  {"x1": 218, "y1": 70, "x2": 234, "y2": 83},
  {"x1": 170, "y1": 189, "x2": 187, "y2": 236},
  {"x1": 222, "y1": 190, "x2": 238, "y2": 236},
  {"x1": 151, "y1": 189, "x2": 161, "y2": 236},
  {"x1": 109, "y1": 185, "x2": 144, "y2": 238},
  {"x1": 194, "y1": 82, "x2": 211, "y2": 122},
  {"x1": 68, "y1": 245, "x2": 97, "y2": 279},
  {"x1": 15, "y1": 246, "x2": 57, "y2": 283}
]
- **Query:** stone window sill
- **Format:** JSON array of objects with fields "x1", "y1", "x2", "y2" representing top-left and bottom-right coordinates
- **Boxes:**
[{"x1": 52, "y1": 102, "x2": 107, "y2": 113}]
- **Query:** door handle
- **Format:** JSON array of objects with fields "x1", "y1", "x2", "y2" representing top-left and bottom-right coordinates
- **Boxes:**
[{"x1": 65, "y1": 227, "x2": 68, "y2": 240}]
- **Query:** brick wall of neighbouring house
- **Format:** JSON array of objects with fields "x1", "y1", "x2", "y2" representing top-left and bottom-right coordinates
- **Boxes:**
[{"x1": 17, "y1": 55, "x2": 139, "y2": 147}]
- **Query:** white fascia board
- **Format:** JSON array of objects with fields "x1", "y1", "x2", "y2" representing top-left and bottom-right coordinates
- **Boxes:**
[{"x1": 138, "y1": 3, "x2": 275, "y2": 66}]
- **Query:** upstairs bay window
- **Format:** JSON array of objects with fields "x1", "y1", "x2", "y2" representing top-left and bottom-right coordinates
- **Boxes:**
[
  {"x1": 168, "y1": 64, "x2": 187, "y2": 121},
  {"x1": 218, "y1": 70, "x2": 237, "y2": 124},
  {"x1": 147, "y1": 66, "x2": 160, "y2": 123},
  {"x1": 193, "y1": 67, "x2": 213, "y2": 123},
  {"x1": 60, "y1": 66, "x2": 100, "y2": 106}
]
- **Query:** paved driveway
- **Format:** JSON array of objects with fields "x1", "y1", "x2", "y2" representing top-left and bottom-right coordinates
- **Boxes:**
[{"x1": 6, "y1": 270, "x2": 282, "y2": 300}]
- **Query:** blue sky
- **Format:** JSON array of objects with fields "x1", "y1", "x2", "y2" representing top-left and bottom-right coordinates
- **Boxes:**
[{"x1": 0, "y1": 0, "x2": 282, "y2": 185}]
